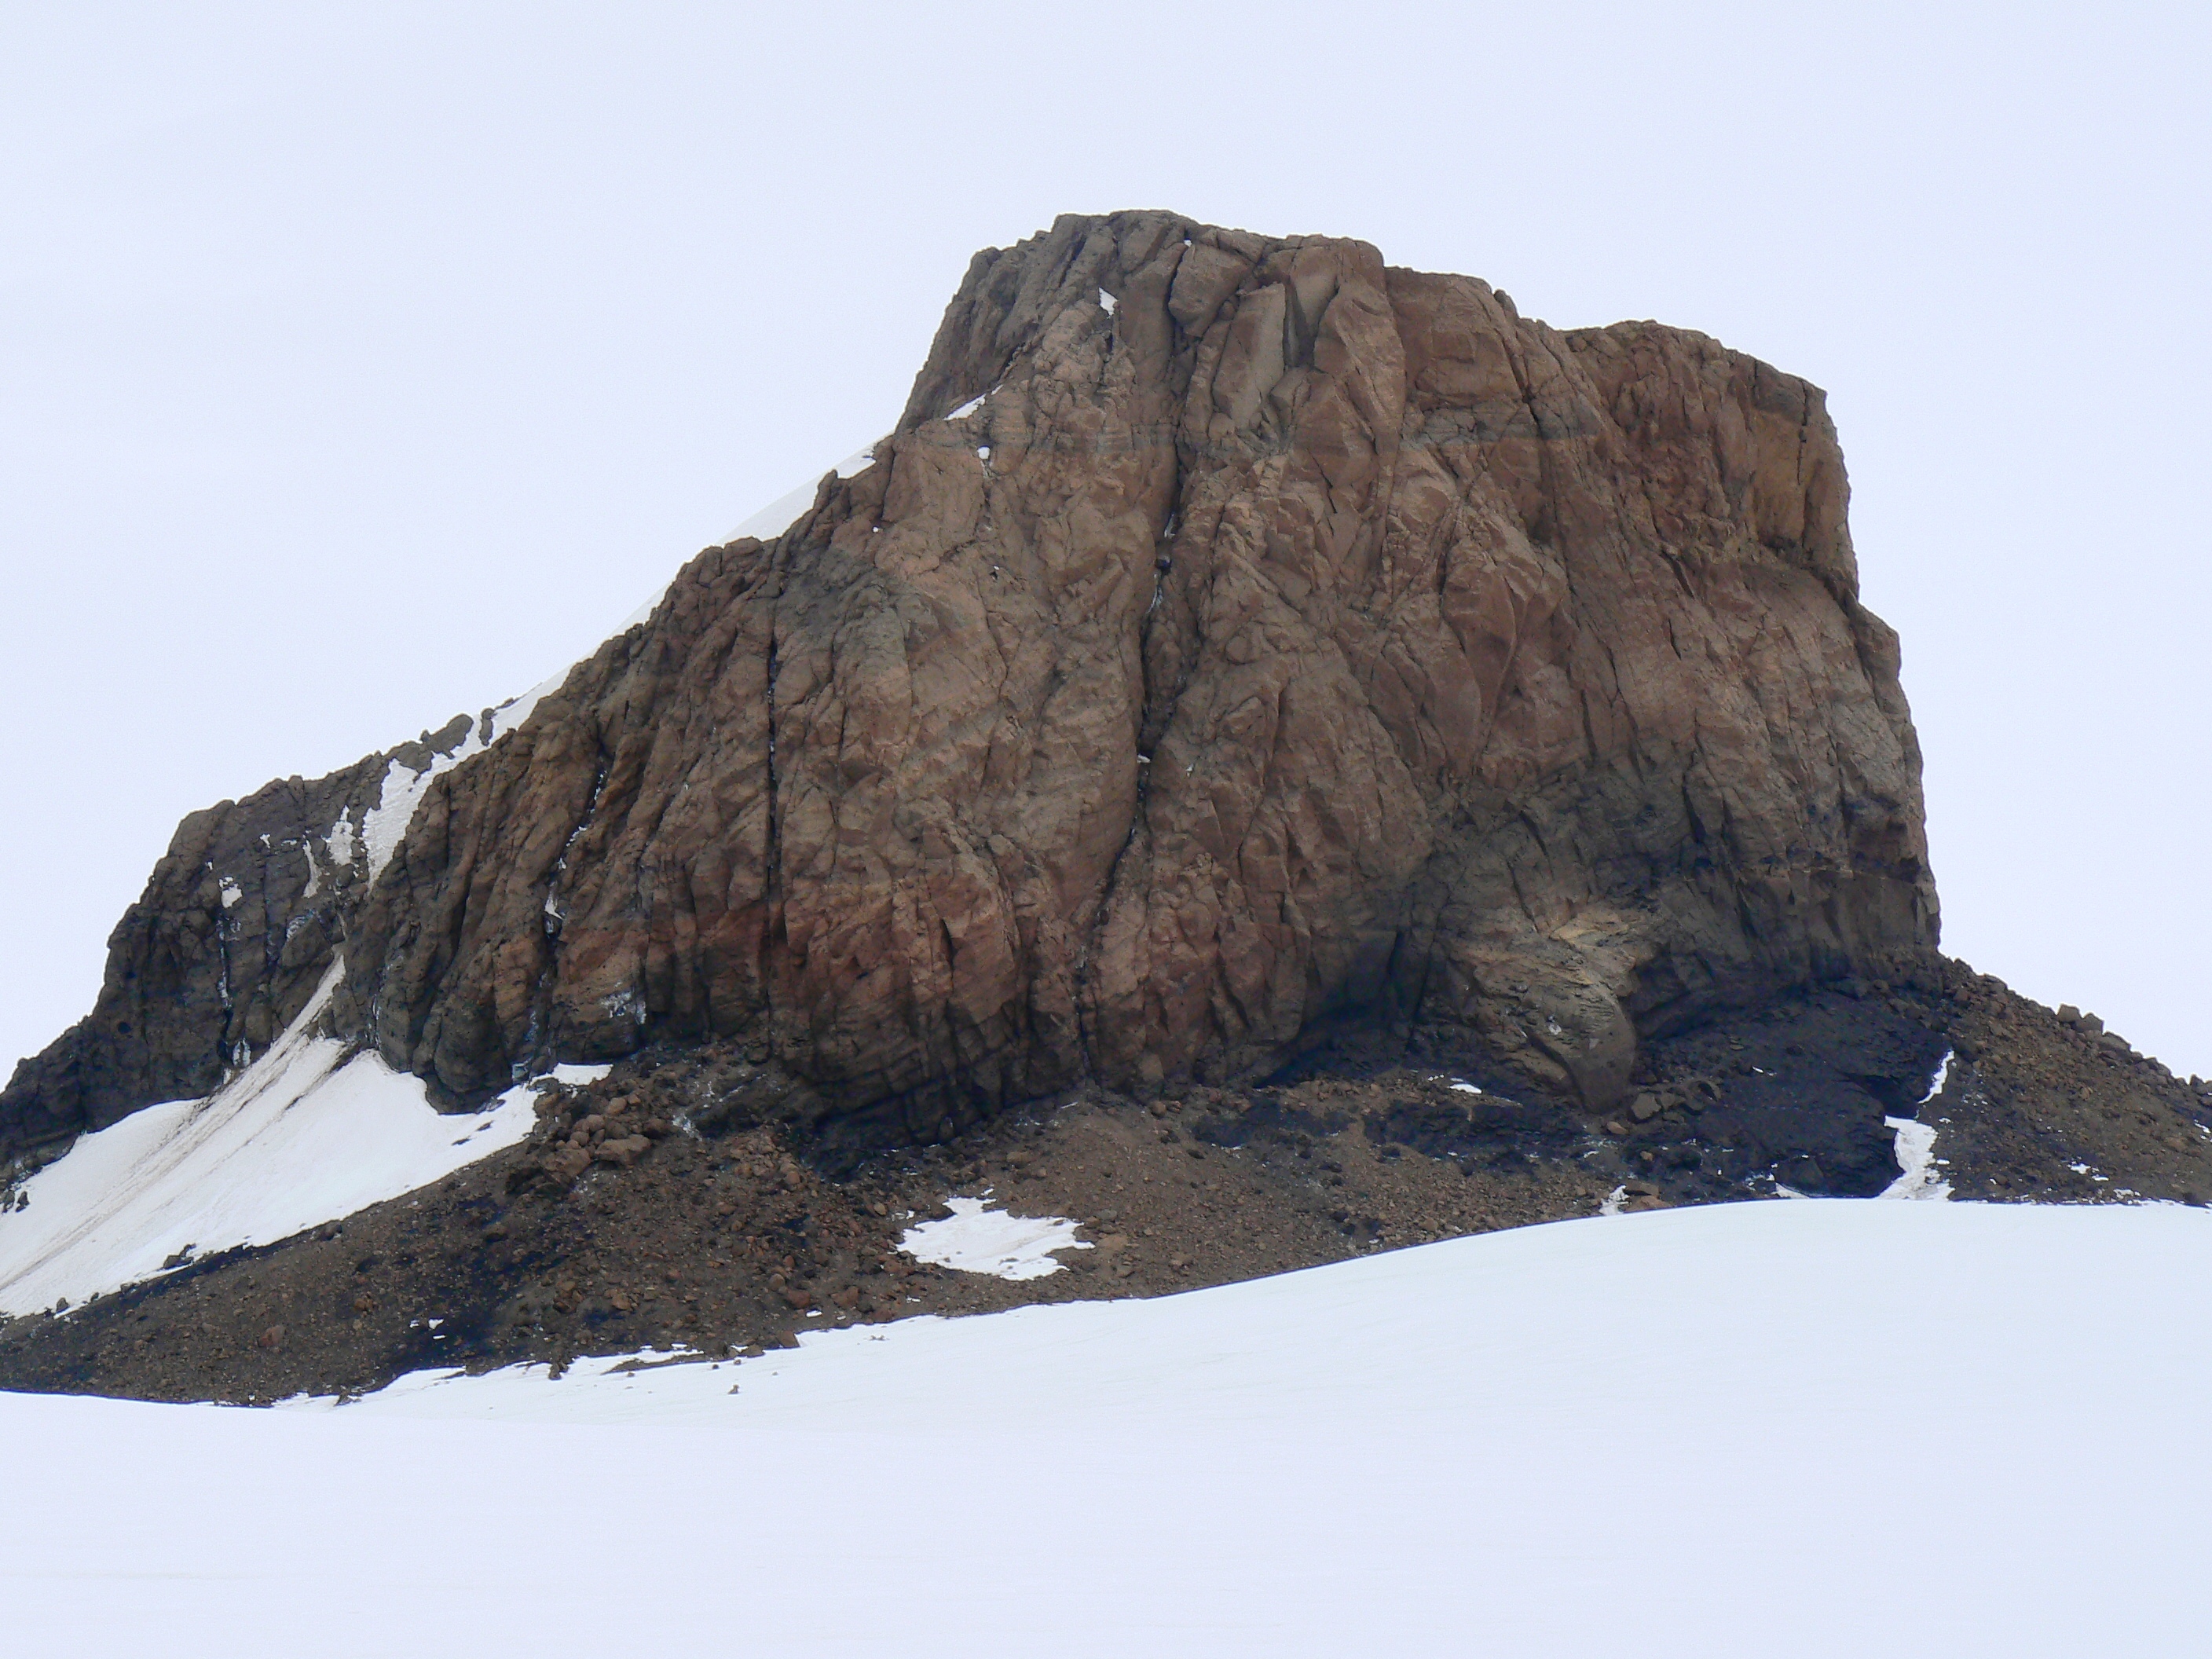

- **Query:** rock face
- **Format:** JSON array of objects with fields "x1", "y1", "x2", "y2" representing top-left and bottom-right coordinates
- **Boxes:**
[
  {"x1": 0, "y1": 717, "x2": 484, "y2": 1158},
  {"x1": 2, "y1": 210, "x2": 1937, "y2": 1158}
]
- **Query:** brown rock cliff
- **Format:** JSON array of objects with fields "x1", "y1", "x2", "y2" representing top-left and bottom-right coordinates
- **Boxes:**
[{"x1": 2, "y1": 211, "x2": 1937, "y2": 1158}]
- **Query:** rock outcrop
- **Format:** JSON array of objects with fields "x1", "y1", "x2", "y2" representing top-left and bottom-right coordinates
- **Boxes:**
[
  {"x1": 0, "y1": 719, "x2": 478, "y2": 1158},
  {"x1": 2, "y1": 210, "x2": 1938, "y2": 1159}
]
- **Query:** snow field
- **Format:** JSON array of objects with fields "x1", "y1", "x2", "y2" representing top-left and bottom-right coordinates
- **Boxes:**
[
  {"x1": 0, "y1": 964, "x2": 607, "y2": 1316},
  {"x1": 6, "y1": 1198, "x2": 2209, "y2": 1657}
]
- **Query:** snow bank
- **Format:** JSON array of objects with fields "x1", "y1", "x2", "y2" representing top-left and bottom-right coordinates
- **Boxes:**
[
  {"x1": 5, "y1": 1200, "x2": 2210, "y2": 1657},
  {"x1": 899, "y1": 1196, "x2": 1090, "y2": 1280},
  {"x1": 0, "y1": 965, "x2": 549, "y2": 1316}
]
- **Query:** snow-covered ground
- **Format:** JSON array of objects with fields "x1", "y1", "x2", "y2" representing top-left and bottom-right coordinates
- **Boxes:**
[
  {"x1": 5, "y1": 1197, "x2": 2207, "y2": 1657},
  {"x1": 0, "y1": 956, "x2": 606, "y2": 1315}
]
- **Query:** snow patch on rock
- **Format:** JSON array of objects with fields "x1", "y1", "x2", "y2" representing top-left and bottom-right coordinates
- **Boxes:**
[
  {"x1": 1881, "y1": 1049, "x2": 1956, "y2": 1201},
  {"x1": 0, "y1": 962, "x2": 550, "y2": 1316},
  {"x1": 1881, "y1": 1119, "x2": 1953, "y2": 1201},
  {"x1": 900, "y1": 1196, "x2": 1090, "y2": 1280},
  {"x1": 357, "y1": 690, "x2": 545, "y2": 884},
  {"x1": 323, "y1": 808, "x2": 357, "y2": 870},
  {"x1": 1915, "y1": 1048, "x2": 1954, "y2": 1106}
]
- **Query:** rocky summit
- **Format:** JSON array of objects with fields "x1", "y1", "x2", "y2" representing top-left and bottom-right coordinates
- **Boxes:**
[{"x1": 2, "y1": 210, "x2": 1936, "y2": 1159}]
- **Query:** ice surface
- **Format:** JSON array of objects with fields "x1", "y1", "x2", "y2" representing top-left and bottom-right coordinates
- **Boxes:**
[
  {"x1": 0, "y1": 964, "x2": 545, "y2": 1316},
  {"x1": 6, "y1": 1200, "x2": 2210, "y2": 1656},
  {"x1": 899, "y1": 1196, "x2": 1090, "y2": 1280},
  {"x1": 1098, "y1": 287, "x2": 1117, "y2": 315}
]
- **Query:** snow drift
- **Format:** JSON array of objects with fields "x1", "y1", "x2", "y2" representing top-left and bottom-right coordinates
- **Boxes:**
[{"x1": 0, "y1": 967, "x2": 608, "y2": 1317}]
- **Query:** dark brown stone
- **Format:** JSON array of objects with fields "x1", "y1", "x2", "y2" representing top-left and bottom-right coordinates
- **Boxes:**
[{"x1": 2, "y1": 210, "x2": 1937, "y2": 1159}]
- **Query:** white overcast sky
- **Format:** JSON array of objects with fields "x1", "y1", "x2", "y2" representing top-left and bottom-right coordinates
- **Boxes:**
[{"x1": 2, "y1": 2, "x2": 2204, "y2": 1083}]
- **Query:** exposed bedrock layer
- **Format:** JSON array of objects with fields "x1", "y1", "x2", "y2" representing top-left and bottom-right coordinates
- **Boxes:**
[{"x1": 2, "y1": 210, "x2": 1937, "y2": 1156}]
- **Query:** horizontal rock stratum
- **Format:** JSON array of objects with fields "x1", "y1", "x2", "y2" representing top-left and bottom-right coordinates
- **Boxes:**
[{"x1": 2, "y1": 210, "x2": 1938, "y2": 1156}]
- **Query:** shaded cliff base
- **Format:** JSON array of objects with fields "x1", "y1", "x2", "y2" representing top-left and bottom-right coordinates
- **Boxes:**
[{"x1": 3, "y1": 954, "x2": 2207, "y2": 1403}]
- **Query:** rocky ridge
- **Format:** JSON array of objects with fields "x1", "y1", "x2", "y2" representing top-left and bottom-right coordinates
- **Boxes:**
[
  {"x1": 0, "y1": 712, "x2": 504, "y2": 1159},
  {"x1": 3, "y1": 210, "x2": 1936, "y2": 1163}
]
